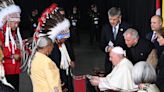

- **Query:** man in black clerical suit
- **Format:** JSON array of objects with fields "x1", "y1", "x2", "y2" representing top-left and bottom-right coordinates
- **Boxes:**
[
  {"x1": 124, "y1": 28, "x2": 153, "y2": 64},
  {"x1": 100, "y1": 7, "x2": 129, "y2": 75}
]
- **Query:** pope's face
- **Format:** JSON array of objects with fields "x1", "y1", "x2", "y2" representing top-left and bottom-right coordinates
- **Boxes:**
[{"x1": 109, "y1": 52, "x2": 120, "y2": 65}]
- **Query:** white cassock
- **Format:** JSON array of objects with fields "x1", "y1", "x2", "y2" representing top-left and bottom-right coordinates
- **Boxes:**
[{"x1": 98, "y1": 58, "x2": 137, "y2": 91}]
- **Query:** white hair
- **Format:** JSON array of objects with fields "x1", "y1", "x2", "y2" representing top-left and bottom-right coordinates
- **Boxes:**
[
  {"x1": 132, "y1": 61, "x2": 156, "y2": 85},
  {"x1": 123, "y1": 28, "x2": 139, "y2": 39},
  {"x1": 37, "y1": 36, "x2": 50, "y2": 48}
]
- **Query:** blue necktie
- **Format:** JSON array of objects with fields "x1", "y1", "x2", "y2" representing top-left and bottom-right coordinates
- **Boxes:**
[{"x1": 113, "y1": 27, "x2": 117, "y2": 40}]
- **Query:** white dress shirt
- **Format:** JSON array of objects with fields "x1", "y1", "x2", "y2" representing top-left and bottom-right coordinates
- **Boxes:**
[{"x1": 151, "y1": 32, "x2": 157, "y2": 42}]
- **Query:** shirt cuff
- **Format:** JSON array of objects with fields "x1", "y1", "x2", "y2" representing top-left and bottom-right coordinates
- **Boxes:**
[{"x1": 105, "y1": 46, "x2": 109, "y2": 52}]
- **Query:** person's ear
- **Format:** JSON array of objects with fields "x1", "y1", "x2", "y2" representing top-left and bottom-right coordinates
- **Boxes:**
[
  {"x1": 160, "y1": 22, "x2": 163, "y2": 26},
  {"x1": 134, "y1": 38, "x2": 139, "y2": 43}
]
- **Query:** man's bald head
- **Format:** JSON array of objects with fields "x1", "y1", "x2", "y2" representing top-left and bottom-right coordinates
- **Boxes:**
[
  {"x1": 151, "y1": 15, "x2": 163, "y2": 31},
  {"x1": 152, "y1": 15, "x2": 163, "y2": 22}
]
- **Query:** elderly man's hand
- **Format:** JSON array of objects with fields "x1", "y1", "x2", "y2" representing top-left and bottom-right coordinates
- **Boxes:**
[
  {"x1": 14, "y1": 54, "x2": 20, "y2": 61},
  {"x1": 89, "y1": 76, "x2": 100, "y2": 86}
]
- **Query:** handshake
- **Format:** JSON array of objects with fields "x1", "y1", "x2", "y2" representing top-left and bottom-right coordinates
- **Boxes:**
[{"x1": 105, "y1": 41, "x2": 114, "y2": 52}]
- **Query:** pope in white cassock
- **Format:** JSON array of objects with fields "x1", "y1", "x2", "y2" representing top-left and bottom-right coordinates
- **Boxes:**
[{"x1": 90, "y1": 46, "x2": 137, "y2": 91}]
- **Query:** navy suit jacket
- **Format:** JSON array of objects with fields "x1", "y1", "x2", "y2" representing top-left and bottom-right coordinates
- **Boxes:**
[
  {"x1": 146, "y1": 31, "x2": 164, "y2": 57},
  {"x1": 146, "y1": 31, "x2": 153, "y2": 41},
  {"x1": 100, "y1": 22, "x2": 129, "y2": 52}
]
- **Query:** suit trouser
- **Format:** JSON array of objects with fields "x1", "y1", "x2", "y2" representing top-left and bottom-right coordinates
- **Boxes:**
[
  {"x1": 60, "y1": 68, "x2": 74, "y2": 92},
  {"x1": 70, "y1": 26, "x2": 80, "y2": 43},
  {"x1": 104, "y1": 56, "x2": 112, "y2": 76}
]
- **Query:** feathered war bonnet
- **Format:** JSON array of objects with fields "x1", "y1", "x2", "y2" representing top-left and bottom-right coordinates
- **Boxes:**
[
  {"x1": 0, "y1": 0, "x2": 22, "y2": 64},
  {"x1": 34, "y1": 3, "x2": 70, "y2": 42},
  {"x1": 0, "y1": 0, "x2": 21, "y2": 28}
]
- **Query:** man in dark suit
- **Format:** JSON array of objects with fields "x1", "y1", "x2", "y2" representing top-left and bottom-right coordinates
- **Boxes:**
[
  {"x1": 124, "y1": 28, "x2": 153, "y2": 64},
  {"x1": 146, "y1": 15, "x2": 164, "y2": 57},
  {"x1": 100, "y1": 7, "x2": 129, "y2": 75},
  {"x1": 49, "y1": 38, "x2": 75, "y2": 92},
  {"x1": 49, "y1": 8, "x2": 75, "y2": 92}
]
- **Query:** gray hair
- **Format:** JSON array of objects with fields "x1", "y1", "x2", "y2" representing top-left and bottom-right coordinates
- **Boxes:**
[
  {"x1": 132, "y1": 61, "x2": 157, "y2": 85},
  {"x1": 37, "y1": 36, "x2": 52, "y2": 49},
  {"x1": 108, "y1": 7, "x2": 121, "y2": 17},
  {"x1": 123, "y1": 28, "x2": 139, "y2": 39}
]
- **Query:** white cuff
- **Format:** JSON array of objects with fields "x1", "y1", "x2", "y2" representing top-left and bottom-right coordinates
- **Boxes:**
[{"x1": 105, "y1": 46, "x2": 109, "y2": 52}]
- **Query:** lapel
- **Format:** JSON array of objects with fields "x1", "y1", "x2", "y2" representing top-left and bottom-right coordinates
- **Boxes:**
[
  {"x1": 115, "y1": 24, "x2": 124, "y2": 41},
  {"x1": 110, "y1": 25, "x2": 115, "y2": 41},
  {"x1": 150, "y1": 31, "x2": 154, "y2": 39},
  {"x1": 106, "y1": 25, "x2": 114, "y2": 41}
]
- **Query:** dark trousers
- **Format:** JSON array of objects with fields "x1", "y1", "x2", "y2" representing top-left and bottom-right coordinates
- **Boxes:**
[
  {"x1": 90, "y1": 25, "x2": 100, "y2": 44},
  {"x1": 5, "y1": 74, "x2": 19, "y2": 91},
  {"x1": 0, "y1": 81, "x2": 17, "y2": 92},
  {"x1": 104, "y1": 56, "x2": 112, "y2": 76},
  {"x1": 86, "y1": 79, "x2": 96, "y2": 92},
  {"x1": 70, "y1": 26, "x2": 80, "y2": 43},
  {"x1": 60, "y1": 69, "x2": 74, "y2": 92}
]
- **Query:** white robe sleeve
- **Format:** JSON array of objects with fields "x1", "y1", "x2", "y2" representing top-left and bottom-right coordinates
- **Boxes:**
[
  {"x1": 98, "y1": 61, "x2": 135, "y2": 91},
  {"x1": 98, "y1": 77, "x2": 111, "y2": 91}
]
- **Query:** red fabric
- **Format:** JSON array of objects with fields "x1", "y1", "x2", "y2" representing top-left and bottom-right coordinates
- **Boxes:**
[
  {"x1": 73, "y1": 76, "x2": 86, "y2": 92},
  {"x1": 156, "y1": 0, "x2": 160, "y2": 9},
  {"x1": 0, "y1": 28, "x2": 21, "y2": 75},
  {"x1": 156, "y1": 0, "x2": 161, "y2": 15}
]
